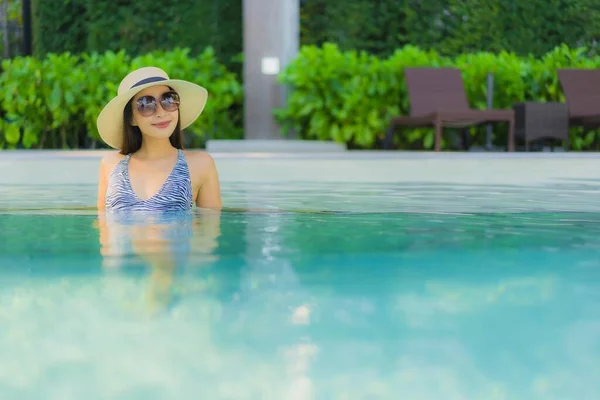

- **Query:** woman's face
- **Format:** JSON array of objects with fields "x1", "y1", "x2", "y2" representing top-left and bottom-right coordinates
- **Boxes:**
[{"x1": 131, "y1": 85, "x2": 180, "y2": 139}]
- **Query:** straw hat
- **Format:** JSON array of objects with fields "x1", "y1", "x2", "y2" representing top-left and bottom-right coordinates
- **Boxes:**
[{"x1": 96, "y1": 66, "x2": 208, "y2": 150}]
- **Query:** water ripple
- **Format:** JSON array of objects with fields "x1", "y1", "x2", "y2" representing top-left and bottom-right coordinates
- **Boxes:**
[{"x1": 1, "y1": 181, "x2": 600, "y2": 214}]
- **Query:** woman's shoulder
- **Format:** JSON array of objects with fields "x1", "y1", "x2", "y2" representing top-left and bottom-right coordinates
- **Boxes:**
[
  {"x1": 99, "y1": 151, "x2": 126, "y2": 175},
  {"x1": 182, "y1": 150, "x2": 216, "y2": 169},
  {"x1": 182, "y1": 150, "x2": 218, "y2": 180}
]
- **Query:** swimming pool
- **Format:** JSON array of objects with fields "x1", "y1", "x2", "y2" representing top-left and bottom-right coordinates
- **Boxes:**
[{"x1": 1, "y1": 153, "x2": 599, "y2": 399}]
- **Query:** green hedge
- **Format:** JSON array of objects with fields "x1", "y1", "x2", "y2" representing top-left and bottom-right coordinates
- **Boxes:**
[
  {"x1": 300, "y1": 0, "x2": 600, "y2": 59},
  {"x1": 275, "y1": 43, "x2": 600, "y2": 150},
  {"x1": 0, "y1": 48, "x2": 243, "y2": 150},
  {"x1": 31, "y1": 0, "x2": 600, "y2": 65},
  {"x1": 31, "y1": 0, "x2": 242, "y2": 72}
]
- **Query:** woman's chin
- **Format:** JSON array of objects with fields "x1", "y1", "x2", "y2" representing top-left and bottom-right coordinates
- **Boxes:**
[{"x1": 144, "y1": 129, "x2": 175, "y2": 140}]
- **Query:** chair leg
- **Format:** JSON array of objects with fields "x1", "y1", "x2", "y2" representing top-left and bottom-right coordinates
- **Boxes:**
[
  {"x1": 461, "y1": 128, "x2": 471, "y2": 151},
  {"x1": 507, "y1": 118, "x2": 515, "y2": 152},
  {"x1": 434, "y1": 118, "x2": 442, "y2": 152},
  {"x1": 382, "y1": 124, "x2": 394, "y2": 150}
]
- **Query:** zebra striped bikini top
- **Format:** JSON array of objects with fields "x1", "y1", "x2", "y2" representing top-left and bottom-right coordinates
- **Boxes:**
[{"x1": 105, "y1": 149, "x2": 193, "y2": 212}]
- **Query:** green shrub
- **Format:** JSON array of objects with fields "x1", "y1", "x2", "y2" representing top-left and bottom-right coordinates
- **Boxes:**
[
  {"x1": 0, "y1": 47, "x2": 243, "y2": 149},
  {"x1": 276, "y1": 43, "x2": 600, "y2": 150}
]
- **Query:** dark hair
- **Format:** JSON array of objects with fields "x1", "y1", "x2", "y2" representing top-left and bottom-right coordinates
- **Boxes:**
[{"x1": 120, "y1": 95, "x2": 183, "y2": 155}]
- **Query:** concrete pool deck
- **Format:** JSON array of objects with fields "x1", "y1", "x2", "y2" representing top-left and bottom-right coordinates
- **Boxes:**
[{"x1": 0, "y1": 150, "x2": 599, "y2": 186}]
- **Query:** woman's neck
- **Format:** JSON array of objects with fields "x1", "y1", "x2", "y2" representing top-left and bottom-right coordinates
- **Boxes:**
[{"x1": 136, "y1": 137, "x2": 177, "y2": 160}]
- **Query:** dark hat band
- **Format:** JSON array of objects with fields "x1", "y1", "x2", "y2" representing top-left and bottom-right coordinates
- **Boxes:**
[{"x1": 131, "y1": 76, "x2": 167, "y2": 88}]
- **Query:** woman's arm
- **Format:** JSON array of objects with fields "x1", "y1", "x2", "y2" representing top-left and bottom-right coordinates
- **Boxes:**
[
  {"x1": 97, "y1": 157, "x2": 108, "y2": 211},
  {"x1": 195, "y1": 153, "x2": 223, "y2": 210},
  {"x1": 97, "y1": 153, "x2": 124, "y2": 211}
]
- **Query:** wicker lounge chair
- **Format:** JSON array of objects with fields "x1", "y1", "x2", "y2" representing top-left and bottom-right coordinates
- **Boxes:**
[
  {"x1": 384, "y1": 67, "x2": 515, "y2": 151},
  {"x1": 557, "y1": 68, "x2": 600, "y2": 128}
]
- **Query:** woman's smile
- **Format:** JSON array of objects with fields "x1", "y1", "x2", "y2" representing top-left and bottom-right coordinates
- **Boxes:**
[{"x1": 152, "y1": 120, "x2": 171, "y2": 129}]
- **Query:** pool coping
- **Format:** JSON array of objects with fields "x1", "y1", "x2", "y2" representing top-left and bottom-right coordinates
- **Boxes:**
[
  {"x1": 1, "y1": 149, "x2": 600, "y2": 160},
  {"x1": 2, "y1": 149, "x2": 600, "y2": 186}
]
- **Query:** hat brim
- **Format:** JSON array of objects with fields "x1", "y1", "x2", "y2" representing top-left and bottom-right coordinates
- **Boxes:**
[{"x1": 96, "y1": 79, "x2": 208, "y2": 150}]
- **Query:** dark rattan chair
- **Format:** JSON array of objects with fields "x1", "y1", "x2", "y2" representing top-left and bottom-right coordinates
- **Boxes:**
[
  {"x1": 557, "y1": 68, "x2": 600, "y2": 128},
  {"x1": 384, "y1": 67, "x2": 515, "y2": 151},
  {"x1": 513, "y1": 102, "x2": 569, "y2": 151}
]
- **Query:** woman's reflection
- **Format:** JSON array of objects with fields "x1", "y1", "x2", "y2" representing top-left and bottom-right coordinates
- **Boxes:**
[{"x1": 96, "y1": 209, "x2": 221, "y2": 313}]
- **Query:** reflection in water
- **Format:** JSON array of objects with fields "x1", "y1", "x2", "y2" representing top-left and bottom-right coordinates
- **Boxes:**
[
  {"x1": 241, "y1": 209, "x2": 318, "y2": 399},
  {"x1": 96, "y1": 209, "x2": 221, "y2": 313},
  {"x1": 0, "y1": 209, "x2": 600, "y2": 398}
]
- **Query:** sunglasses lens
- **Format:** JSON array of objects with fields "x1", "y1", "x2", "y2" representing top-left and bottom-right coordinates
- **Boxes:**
[
  {"x1": 161, "y1": 92, "x2": 180, "y2": 112},
  {"x1": 135, "y1": 92, "x2": 180, "y2": 116},
  {"x1": 136, "y1": 96, "x2": 157, "y2": 117}
]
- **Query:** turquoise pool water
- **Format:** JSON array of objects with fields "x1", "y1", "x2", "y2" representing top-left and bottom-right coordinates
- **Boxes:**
[{"x1": 0, "y1": 182, "x2": 599, "y2": 399}]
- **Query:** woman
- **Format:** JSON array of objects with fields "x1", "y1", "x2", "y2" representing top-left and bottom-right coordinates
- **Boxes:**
[
  {"x1": 96, "y1": 66, "x2": 222, "y2": 212},
  {"x1": 94, "y1": 67, "x2": 222, "y2": 313}
]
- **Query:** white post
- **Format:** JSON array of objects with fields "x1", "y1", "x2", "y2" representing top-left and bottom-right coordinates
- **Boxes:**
[{"x1": 243, "y1": 0, "x2": 299, "y2": 139}]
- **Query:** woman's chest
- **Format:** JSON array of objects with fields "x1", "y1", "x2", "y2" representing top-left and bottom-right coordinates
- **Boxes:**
[{"x1": 127, "y1": 160, "x2": 178, "y2": 201}]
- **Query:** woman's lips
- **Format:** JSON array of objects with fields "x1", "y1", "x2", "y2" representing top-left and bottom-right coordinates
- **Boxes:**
[{"x1": 153, "y1": 121, "x2": 171, "y2": 129}]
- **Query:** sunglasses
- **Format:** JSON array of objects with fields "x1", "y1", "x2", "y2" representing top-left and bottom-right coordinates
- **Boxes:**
[{"x1": 135, "y1": 91, "x2": 180, "y2": 117}]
